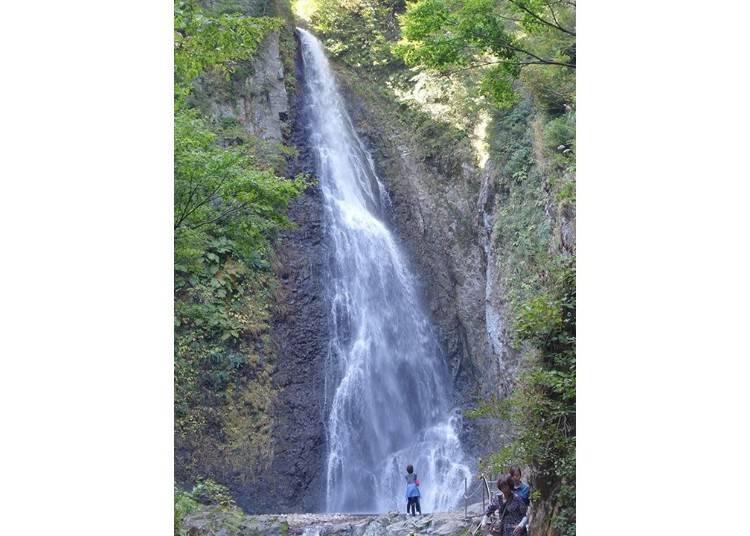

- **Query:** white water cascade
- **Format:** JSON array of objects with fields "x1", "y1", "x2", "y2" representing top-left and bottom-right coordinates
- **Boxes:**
[{"x1": 297, "y1": 28, "x2": 472, "y2": 514}]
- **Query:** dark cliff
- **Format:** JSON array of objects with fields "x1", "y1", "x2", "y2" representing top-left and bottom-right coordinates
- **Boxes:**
[{"x1": 248, "y1": 35, "x2": 329, "y2": 512}]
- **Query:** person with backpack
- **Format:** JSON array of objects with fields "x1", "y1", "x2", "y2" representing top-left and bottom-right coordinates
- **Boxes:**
[
  {"x1": 482, "y1": 475, "x2": 527, "y2": 536},
  {"x1": 404, "y1": 464, "x2": 421, "y2": 515}
]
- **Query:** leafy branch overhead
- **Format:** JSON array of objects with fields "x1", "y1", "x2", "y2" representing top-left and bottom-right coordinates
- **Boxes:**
[
  {"x1": 174, "y1": 109, "x2": 304, "y2": 237},
  {"x1": 394, "y1": 0, "x2": 575, "y2": 107}
]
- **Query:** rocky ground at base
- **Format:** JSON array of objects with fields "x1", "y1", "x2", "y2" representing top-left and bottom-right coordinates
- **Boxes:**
[{"x1": 181, "y1": 502, "x2": 487, "y2": 536}]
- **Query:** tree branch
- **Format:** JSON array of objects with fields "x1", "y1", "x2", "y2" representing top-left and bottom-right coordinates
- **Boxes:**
[
  {"x1": 174, "y1": 155, "x2": 240, "y2": 230},
  {"x1": 503, "y1": 41, "x2": 575, "y2": 68},
  {"x1": 174, "y1": 174, "x2": 229, "y2": 230},
  {"x1": 493, "y1": 12, "x2": 525, "y2": 24},
  {"x1": 189, "y1": 202, "x2": 250, "y2": 230},
  {"x1": 175, "y1": 176, "x2": 204, "y2": 229},
  {"x1": 443, "y1": 57, "x2": 572, "y2": 75},
  {"x1": 543, "y1": 0, "x2": 564, "y2": 30},
  {"x1": 507, "y1": 0, "x2": 576, "y2": 36}
]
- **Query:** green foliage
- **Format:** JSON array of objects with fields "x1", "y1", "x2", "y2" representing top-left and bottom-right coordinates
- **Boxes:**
[
  {"x1": 173, "y1": 105, "x2": 305, "y2": 350},
  {"x1": 175, "y1": 485, "x2": 200, "y2": 535},
  {"x1": 311, "y1": 0, "x2": 406, "y2": 76},
  {"x1": 190, "y1": 478, "x2": 237, "y2": 507},
  {"x1": 175, "y1": 0, "x2": 283, "y2": 101},
  {"x1": 479, "y1": 64, "x2": 520, "y2": 109},
  {"x1": 462, "y1": 96, "x2": 575, "y2": 534},
  {"x1": 489, "y1": 100, "x2": 552, "y2": 312},
  {"x1": 308, "y1": 0, "x2": 488, "y2": 167},
  {"x1": 174, "y1": 479, "x2": 239, "y2": 536},
  {"x1": 174, "y1": 108, "x2": 305, "y2": 268},
  {"x1": 174, "y1": 0, "x2": 305, "y2": 496},
  {"x1": 544, "y1": 112, "x2": 575, "y2": 211},
  {"x1": 394, "y1": 0, "x2": 468, "y2": 67},
  {"x1": 521, "y1": 55, "x2": 575, "y2": 116},
  {"x1": 556, "y1": 179, "x2": 574, "y2": 205},
  {"x1": 341, "y1": 68, "x2": 477, "y2": 181},
  {"x1": 395, "y1": 0, "x2": 575, "y2": 108},
  {"x1": 473, "y1": 257, "x2": 575, "y2": 535},
  {"x1": 543, "y1": 113, "x2": 575, "y2": 154}
]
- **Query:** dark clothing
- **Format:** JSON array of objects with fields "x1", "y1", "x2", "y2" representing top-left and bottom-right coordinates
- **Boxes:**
[
  {"x1": 407, "y1": 496, "x2": 421, "y2": 515},
  {"x1": 484, "y1": 492, "x2": 527, "y2": 536}
]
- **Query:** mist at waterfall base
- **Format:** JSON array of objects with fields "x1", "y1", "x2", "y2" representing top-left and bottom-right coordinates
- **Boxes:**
[{"x1": 297, "y1": 29, "x2": 473, "y2": 514}]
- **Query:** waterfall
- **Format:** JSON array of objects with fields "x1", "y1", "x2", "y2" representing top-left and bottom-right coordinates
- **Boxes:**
[{"x1": 297, "y1": 28, "x2": 472, "y2": 514}]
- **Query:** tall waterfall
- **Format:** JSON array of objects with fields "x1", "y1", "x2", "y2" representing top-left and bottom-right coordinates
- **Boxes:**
[{"x1": 297, "y1": 28, "x2": 472, "y2": 514}]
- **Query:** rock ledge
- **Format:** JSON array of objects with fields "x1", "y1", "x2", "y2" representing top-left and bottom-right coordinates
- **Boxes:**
[{"x1": 183, "y1": 504, "x2": 486, "y2": 535}]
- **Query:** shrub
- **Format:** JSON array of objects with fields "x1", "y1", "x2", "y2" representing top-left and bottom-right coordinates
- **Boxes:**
[
  {"x1": 543, "y1": 114, "x2": 575, "y2": 154},
  {"x1": 174, "y1": 485, "x2": 199, "y2": 536},
  {"x1": 469, "y1": 256, "x2": 575, "y2": 535},
  {"x1": 190, "y1": 478, "x2": 237, "y2": 507}
]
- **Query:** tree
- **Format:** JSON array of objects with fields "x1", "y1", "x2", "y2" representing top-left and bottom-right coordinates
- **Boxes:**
[
  {"x1": 173, "y1": 0, "x2": 304, "y2": 280},
  {"x1": 394, "y1": 0, "x2": 575, "y2": 107},
  {"x1": 173, "y1": 0, "x2": 306, "y2": 502},
  {"x1": 310, "y1": 0, "x2": 406, "y2": 73},
  {"x1": 174, "y1": 108, "x2": 304, "y2": 273},
  {"x1": 174, "y1": 0, "x2": 283, "y2": 102},
  {"x1": 468, "y1": 257, "x2": 576, "y2": 535}
]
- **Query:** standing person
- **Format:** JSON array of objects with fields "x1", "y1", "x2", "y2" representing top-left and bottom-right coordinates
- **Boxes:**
[
  {"x1": 509, "y1": 467, "x2": 530, "y2": 506},
  {"x1": 483, "y1": 475, "x2": 527, "y2": 536},
  {"x1": 509, "y1": 467, "x2": 530, "y2": 535},
  {"x1": 404, "y1": 464, "x2": 421, "y2": 515}
]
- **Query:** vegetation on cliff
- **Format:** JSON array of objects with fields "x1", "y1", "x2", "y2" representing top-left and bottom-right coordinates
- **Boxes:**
[
  {"x1": 469, "y1": 257, "x2": 575, "y2": 535},
  {"x1": 173, "y1": 0, "x2": 575, "y2": 530},
  {"x1": 396, "y1": 4, "x2": 575, "y2": 532},
  {"x1": 175, "y1": 479, "x2": 242, "y2": 535},
  {"x1": 301, "y1": 1, "x2": 575, "y2": 532},
  {"x1": 174, "y1": 0, "x2": 304, "y2": 506}
]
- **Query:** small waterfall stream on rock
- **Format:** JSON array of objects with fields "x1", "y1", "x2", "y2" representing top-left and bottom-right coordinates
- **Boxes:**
[{"x1": 298, "y1": 28, "x2": 472, "y2": 514}]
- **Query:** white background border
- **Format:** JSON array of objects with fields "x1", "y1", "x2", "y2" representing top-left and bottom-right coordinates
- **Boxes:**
[{"x1": 1, "y1": 1, "x2": 748, "y2": 534}]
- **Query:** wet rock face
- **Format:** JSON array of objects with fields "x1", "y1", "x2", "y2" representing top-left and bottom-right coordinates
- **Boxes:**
[
  {"x1": 256, "y1": 193, "x2": 328, "y2": 514},
  {"x1": 241, "y1": 183, "x2": 328, "y2": 514},
  {"x1": 239, "y1": 38, "x2": 330, "y2": 514},
  {"x1": 182, "y1": 27, "x2": 539, "y2": 512},
  {"x1": 336, "y1": 83, "x2": 491, "y2": 391},
  {"x1": 329, "y1": 74, "x2": 509, "y2": 460}
]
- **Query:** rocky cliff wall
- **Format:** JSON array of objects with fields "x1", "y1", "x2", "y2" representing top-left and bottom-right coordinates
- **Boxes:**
[
  {"x1": 180, "y1": 13, "x2": 574, "y2": 518},
  {"x1": 206, "y1": 31, "x2": 290, "y2": 142},
  {"x1": 330, "y1": 80, "x2": 576, "y2": 532},
  {"x1": 253, "y1": 34, "x2": 329, "y2": 513},
  {"x1": 176, "y1": 15, "x2": 330, "y2": 511},
  {"x1": 330, "y1": 66, "x2": 521, "y2": 459}
]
